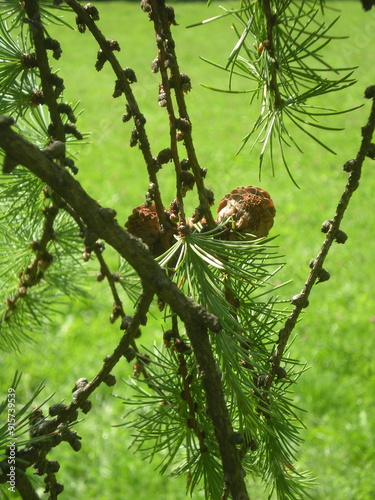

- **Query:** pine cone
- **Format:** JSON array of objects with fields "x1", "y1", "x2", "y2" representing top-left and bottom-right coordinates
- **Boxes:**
[
  {"x1": 125, "y1": 203, "x2": 177, "y2": 256},
  {"x1": 216, "y1": 186, "x2": 276, "y2": 239},
  {"x1": 125, "y1": 204, "x2": 160, "y2": 246}
]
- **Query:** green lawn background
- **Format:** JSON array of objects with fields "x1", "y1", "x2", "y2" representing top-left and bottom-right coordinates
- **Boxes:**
[{"x1": 1, "y1": 1, "x2": 375, "y2": 499}]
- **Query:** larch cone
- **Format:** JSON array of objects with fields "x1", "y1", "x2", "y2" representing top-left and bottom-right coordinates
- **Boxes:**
[
  {"x1": 125, "y1": 203, "x2": 177, "y2": 257},
  {"x1": 125, "y1": 204, "x2": 160, "y2": 247},
  {"x1": 216, "y1": 186, "x2": 276, "y2": 239}
]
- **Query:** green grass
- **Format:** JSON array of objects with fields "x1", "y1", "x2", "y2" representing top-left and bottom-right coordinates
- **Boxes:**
[{"x1": 1, "y1": 1, "x2": 375, "y2": 499}]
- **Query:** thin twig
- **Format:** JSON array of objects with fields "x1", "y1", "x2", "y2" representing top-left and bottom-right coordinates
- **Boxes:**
[
  {"x1": 4, "y1": 202, "x2": 58, "y2": 322},
  {"x1": 24, "y1": 0, "x2": 65, "y2": 141},
  {"x1": 0, "y1": 284, "x2": 154, "y2": 500},
  {"x1": 93, "y1": 242, "x2": 144, "y2": 362},
  {"x1": 65, "y1": 0, "x2": 168, "y2": 233},
  {"x1": 265, "y1": 88, "x2": 375, "y2": 391},
  {"x1": 262, "y1": 0, "x2": 283, "y2": 109},
  {"x1": 148, "y1": 0, "x2": 216, "y2": 229},
  {"x1": 9, "y1": 0, "x2": 67, "y2": 321},
  {"x1": 64, "y1": 285, "x2": 154, "y2": 412},
  {"x1": 94, "y1": 244, "x2": 124, "y2": 317},
  {"x1": 150, "y1": 8, "x2": 186, "y2": 225}
]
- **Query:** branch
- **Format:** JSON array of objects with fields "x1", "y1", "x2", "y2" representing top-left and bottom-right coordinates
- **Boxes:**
[
  {"x1": 147, "y1": 0, "x2": 216, "y2": 229},
  {"x1": 0, "y1": 114, "x2": 252, "y2": 498},
  {"x1": 265, "y1": 86, "x2": 375, "y2": 391},
  {"x1": 4, "y1": 200, "x2": 57, "y2": 322},
  {"x1": 65, "y1": 0, "x2": 169, "y2": 234},
  {"x1": 262, "y1": 0, "x2": 282, "y2": 108},
  {"x1": 67, "y1": 284, "x2": 154, "y2": 412},
  {"x1": 0, "y1": 117, "x2": 219, "y2": 330},
  {"x1": 24, "y1": 0, "x2": 65, "y2": 141},
  {"x1": 188, "y1": 326, "x2": 250, "y2": 499},
  {"x1": 15, "y1": 473, "x2": 40, "y2": 500},
  {"x1": 0, "y1": 446, "x2": 41, "y2": 500},
  {"x1": 0, "y1": 285, "x2": 153, "y2": 500},
  {"x1": 92, "y1": 241, "x2": 144, "y2": 363},
  {"x1": 149, "y1": 5, "x2": 187, "y2": 224}
]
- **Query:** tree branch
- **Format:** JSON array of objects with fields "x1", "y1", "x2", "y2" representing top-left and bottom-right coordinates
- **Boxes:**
[
  {"x1": 0, "y1": 284, "x2": 153, "y2": 500},
  {"x1": 65, "y1": 0, "x2": 168, "y2": 233},
  {"x1": 148, "y1": 0, "x2": 216, "y2": 229},
  {"x1": 150, "y1": 5, "x2": 187, "y2": 224},
  {"x1": 24, "y1": 0, "x2": 65, "y2": 141},
  {"x1": 265, "y1": 87, "x2": 375, "y2": 391},
  {"x1": 0, "y1": 446, "x2": 41, "y2": 500},
  {"x1": 0, "y1": 113, "x2": 252, "y2": 498},
  {"x1": 262, "y1": 0, "x2": 282, "y2": 109},
  {"x1": 0, "y1": 118, "x2": 218, "y2": 330}
]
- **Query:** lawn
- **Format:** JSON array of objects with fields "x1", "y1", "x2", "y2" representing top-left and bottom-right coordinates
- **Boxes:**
[{"x1": 1, "y1": 1, "x2": 375, "y2": 499}]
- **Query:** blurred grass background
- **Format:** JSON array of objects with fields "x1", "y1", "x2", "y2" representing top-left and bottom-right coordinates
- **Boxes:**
[{"x1": 1, "y1": 1, "x2": 375, "y2": 498}]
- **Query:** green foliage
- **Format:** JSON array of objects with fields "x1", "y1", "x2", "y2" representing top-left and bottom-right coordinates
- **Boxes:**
[
  {"x1": 0, "y1": 0, "x2": 72, "y2": 30},
  {"x1": 0, "y1": 372, "x2": 53, "y2": 455},
  {"x1": 0, "y1": 179, "x2": 87, "y2": 350},
  {"x1": 194, "y1": 0, "x2": 360, "y2": 183},
  {"x1": 116, "y1": 225, "x2": 313, "y2": 498},
  {"x1": 0, "y1": 111, "x2": 88, "y2": 349},
  {"x1": 119, "y1": 346, "x2": 224, "y2": 499},
  {"x1": 0, "y1": 9, "x2": 87, "y2": 352},
  {"x1": 0, "y1": 20, "x2": 39, "y2": 119}
]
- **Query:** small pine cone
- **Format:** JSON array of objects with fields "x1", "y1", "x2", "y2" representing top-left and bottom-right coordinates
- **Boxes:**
[
  {"x1": 216, "y1": 186, "x2": 276, "y2": 239},
  {"x1": 125, "y1": 204, "x2": 177, "y2": 256},
  {"x1": 125, "y1": 203, "x2": 161, "y2": 249}
]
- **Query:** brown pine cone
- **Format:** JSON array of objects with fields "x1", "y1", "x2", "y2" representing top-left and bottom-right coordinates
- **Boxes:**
[
  {"x1": 125, "y1": 204, "x2": 160, "y2": 248},
  {"x1": 125, "y1": 203, "x2": 177, "y2": 256},
  {"x1": 216, "y1": 186, "x2": 276, "y2": 239}
]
